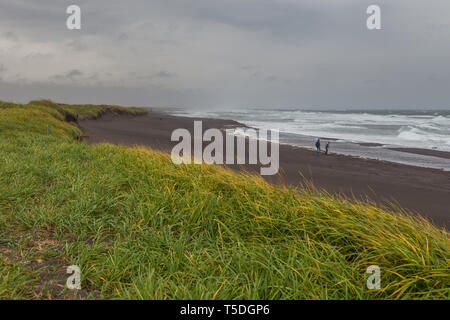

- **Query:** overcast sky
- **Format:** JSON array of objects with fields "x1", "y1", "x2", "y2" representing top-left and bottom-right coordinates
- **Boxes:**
[{"x1": 1, "y1": 0, "x2": 450, "y2": 109}]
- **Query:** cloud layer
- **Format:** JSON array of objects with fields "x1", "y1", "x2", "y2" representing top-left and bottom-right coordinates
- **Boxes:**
[{"x1": 0, "y1": 0, "x2": 449, "y2": 109}]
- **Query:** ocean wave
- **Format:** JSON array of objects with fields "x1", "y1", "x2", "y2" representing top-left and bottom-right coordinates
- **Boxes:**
[
  {"x1": 397, "y1": 126, "x2": 450, "y2": 148},
  {"x1": 431, "y1": 115, "x2": 450, "y2": 124},
  {"x1": 169, "y1": 109, "x2": 450, "y2": 152}
]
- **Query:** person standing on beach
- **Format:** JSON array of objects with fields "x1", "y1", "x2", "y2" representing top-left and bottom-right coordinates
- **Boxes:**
[
  {"x1": 315, "y1": 138, "x2": 321, "y2": 154},
  {"x1": 325, "y1": 142, "x2": 330, "y2": 155}
]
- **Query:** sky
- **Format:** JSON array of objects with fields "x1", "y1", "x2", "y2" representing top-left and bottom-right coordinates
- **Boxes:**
[{"x1": 1, "y1": 0, "x2": 450, "y2": 110}]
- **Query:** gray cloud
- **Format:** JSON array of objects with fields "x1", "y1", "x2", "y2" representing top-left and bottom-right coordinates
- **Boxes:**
[
  {"x1": 155, "y1": 71, "x2": 175, "y2": 78},
  {"x1": 66, "y1": 69, "x2": 83, "y2": 78},
  {"x1": 3, "y1": 31, "x2": 18, "y2": 41},
  {"x1": 51, "y1": 69, "x2": 83, "y2": 81},
  {"x1": 0, "y1": 0, "x2": 449, "y2": 109}
]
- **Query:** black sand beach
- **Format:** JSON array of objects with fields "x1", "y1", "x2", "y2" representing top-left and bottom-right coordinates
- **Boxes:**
[
  {"x1": 79, "y1": 112, "x2": 450, "y2": 228},
  {"x1": 388, "y1": 147, "x2": 450, "y2": 160}
]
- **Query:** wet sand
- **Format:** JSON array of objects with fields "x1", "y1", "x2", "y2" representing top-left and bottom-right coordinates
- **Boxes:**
[
  {"x1": 388, "y1": 148, "x2": 450, "y2": 160},
  {"x1": 79, "y1": 112, "x2": 450, "y2": 228}
]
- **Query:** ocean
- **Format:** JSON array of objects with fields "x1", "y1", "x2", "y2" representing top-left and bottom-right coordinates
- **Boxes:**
[{"x1": 164, "y1": 108, "x2": 450, "y2": 171}]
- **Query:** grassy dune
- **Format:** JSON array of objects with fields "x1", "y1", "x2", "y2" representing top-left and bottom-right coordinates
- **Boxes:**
[{"x1": 0, "y1": 100, "x2": 448, "y2": 299}]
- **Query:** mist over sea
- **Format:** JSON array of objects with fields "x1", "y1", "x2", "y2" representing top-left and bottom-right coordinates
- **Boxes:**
[{"x1": 164, "y1": 108, "x2": 450, "y2": 171}]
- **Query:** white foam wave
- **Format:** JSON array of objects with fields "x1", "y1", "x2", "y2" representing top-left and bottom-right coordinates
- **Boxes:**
[{"x1": 169, "y1": 109, "x2": 450, "y2": 152}]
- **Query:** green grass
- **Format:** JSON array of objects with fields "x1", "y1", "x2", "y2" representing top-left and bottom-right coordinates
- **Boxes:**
[
  {"x1": 0, "y1": 100, "x2": 448, "y2": 299},
  {"x1": 28, "y1": 99, "x2": 147, "y2": 121}
]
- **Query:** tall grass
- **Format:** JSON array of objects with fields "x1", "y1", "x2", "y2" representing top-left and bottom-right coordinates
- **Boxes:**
[
  {"x1": 28, "y1": 99, "x2": 147, "y2": 120},
  {"x1": 0, "y1": 100, "x2": 448, "y2": 299}
]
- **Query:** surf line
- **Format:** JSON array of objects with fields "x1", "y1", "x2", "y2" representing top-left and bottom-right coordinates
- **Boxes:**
[{"x1": 171, "y1": 120, "x2": 279, "y2": 175}]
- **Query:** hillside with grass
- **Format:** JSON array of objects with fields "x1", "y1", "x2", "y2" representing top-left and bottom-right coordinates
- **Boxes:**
[{"x1": 0, "y1": 100, "x2": 448, "y2": 299}]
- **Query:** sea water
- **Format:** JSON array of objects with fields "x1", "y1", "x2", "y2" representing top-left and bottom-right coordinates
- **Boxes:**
[{"x1": 164, "y1": 108, "x2": 450, "y2": 171}]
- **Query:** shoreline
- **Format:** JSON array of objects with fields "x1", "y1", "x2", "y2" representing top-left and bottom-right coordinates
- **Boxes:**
[
  {"x1": 387, "y1": 147, "x2": 450, "y2": 160},
  {"x1": 163, "y1": 110, "x2": 450, "y2": 171},
  {"x1": 79, "y1": 111, "x2": 450, "y2": 228}
]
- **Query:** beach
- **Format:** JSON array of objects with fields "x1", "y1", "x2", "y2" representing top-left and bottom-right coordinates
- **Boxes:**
[
  {"x1": 3, "y1": 0, "x2": 450, "y2": 302},
  {"x1": 80, "y1": 111, "x2": 450, "y2": 228},
  {"x1": 2, "y1": 100, "x2": 448, "y2": 300}
]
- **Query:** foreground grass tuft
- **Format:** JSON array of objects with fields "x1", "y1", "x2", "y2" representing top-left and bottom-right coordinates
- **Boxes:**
[{"x1": 0, "y1": 101, "x2": 448, "y2": 299}]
